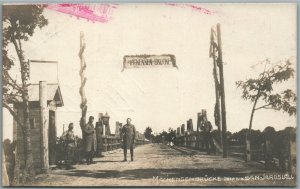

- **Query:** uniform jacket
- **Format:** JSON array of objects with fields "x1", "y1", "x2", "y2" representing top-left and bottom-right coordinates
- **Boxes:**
[
  {"x1": 121, "y1": 124, "x2": 136, "y2": 149},
  {"x1": 84, "y1": 122, "x2": 97, "y2": 152},
  {"x1": 61, "y1": 130, "x2": 76, "y2": 148}
]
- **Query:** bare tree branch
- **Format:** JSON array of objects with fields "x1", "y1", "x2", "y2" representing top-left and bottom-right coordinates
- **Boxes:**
[{"x1": 255, "y1": 103, "x2": 272, "y2": 111}]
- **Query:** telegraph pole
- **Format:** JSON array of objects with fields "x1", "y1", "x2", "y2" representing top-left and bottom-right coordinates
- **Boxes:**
[
  {"x1": 216, "y1": 23, "x2": 228, "y2": 158},
  {"x1": 210, "y1": 28, "x2": 223, "y2": 149},
  {"x1": 210, "y1": 23, "x2": 228, "y2": 158}
]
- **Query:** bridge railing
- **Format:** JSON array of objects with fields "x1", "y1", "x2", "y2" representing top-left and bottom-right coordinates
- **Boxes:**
[
  {"x1": 174, "y1": 131, "x2": 222, "y2": 152},
  {"x1": 102, "y1": 135, "x2": 148, "y2": 152},
  {"x1": 174, "y1": 128, "x2": 296, "y2": 174}
]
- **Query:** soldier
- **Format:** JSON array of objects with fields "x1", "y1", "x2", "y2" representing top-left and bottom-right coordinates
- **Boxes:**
[
  {"x1": 121, "y1": 118, "x2": 136, "y2": 161},
  {"x1": 95, "y1": 122, "x2": 104, "y2": 157},
  {"x1": 84, "y1": 116, "x2": 97, "y2": 165},
  {"x1": 61, "y1": 123, "x2": 76, "y2": 169},
  {"x1": 202, "y1": 120, "x2": 215, "y2": 155}
]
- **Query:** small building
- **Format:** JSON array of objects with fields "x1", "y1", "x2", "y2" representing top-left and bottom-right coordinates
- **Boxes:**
[{"x1": 13, "y1": 81, "x2": 63, "y2": 172}]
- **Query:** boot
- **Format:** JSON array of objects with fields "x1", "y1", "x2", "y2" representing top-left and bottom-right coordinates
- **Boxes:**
[
  {"x1": 130, "y1": 149, "x2": 134, "y2": 161},
  {"x1": 86, "y1": 151, "x2": 91, "y2": 165},
  {"x1": 123, "y1": 149, "x2": 127, "y2": 161},
  {"x1": 90, "y1": 158, "x2": 96, "y2": 164}
]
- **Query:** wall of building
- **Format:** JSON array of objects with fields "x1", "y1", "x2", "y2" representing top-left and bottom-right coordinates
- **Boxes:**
[{"x1": 13, "y1": 106, "x2": 42, "y2": 169}]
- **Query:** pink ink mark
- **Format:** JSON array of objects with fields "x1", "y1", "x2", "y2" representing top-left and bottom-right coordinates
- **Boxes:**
[
  {"x1": 166, "y1": 3, "x2": 214, "y2": 15},
  {"x1": 46, "y1": 4, "x2": 118, "y2": 23}
]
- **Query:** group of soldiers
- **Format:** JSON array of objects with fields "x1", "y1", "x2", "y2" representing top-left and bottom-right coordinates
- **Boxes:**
[{"x1": 60, "y1": 116, "x2": 136, "y2": 169}]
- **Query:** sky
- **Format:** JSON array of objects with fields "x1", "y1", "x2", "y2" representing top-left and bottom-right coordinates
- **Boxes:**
[{"x1": 3, "y1": 3, "x2": 297, "y2": 140}]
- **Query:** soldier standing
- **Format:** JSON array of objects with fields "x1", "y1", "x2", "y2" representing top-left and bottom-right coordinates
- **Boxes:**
[
  {"x1": 202, "y1": 120, "x2": 214, "y2": 155},
  {"x1": 61, "y1": 123, "x2": 76, "y2": 169},
  {"x1": 121, "y1": 118, "x2": 136, "y2": 161},
  {"x1": 84, "y1": 116, "x2": 97, "y2": 165}
]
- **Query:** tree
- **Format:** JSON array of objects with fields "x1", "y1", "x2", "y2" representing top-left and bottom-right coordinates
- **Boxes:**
[
  {"x1": 3, "y1": 5, "x2": 48, "y2": 184},
  {"x1": 166, "y1": 128, "x2": 176, "y2": 142},
  {"x1": 144, "y1": 126, "x2": 153, "y2": 140},
  {"x1": 236, "y1": 59, "x2": 296, "y2": 156}
]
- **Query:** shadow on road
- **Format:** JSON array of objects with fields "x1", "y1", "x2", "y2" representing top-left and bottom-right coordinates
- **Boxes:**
[{"x1": 94, "y1": 160, "x2": 124, "y2": 163}]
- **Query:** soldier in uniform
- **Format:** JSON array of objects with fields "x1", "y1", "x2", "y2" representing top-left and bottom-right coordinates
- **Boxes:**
[
  {"x1": 61, "y1": 123, "x2": 76, "y2": 169},
  {"x1": 121, "y1": 118, "x2": 136, "y2": 161},
  {"x1": 84, "y1": 116, "x2": 97, "y2": 165},
  {"x1": 201, "y1": 120, "x2": 215, "y2": 155}
]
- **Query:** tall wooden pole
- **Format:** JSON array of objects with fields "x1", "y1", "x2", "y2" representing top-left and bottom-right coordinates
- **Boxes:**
[
  {"x1": 39, "y1": 81, "x2": 49, "y2": 171},
  {"x1": 79, "y1": 32, "x2": 88, "y2": 134},
  {"x1": 216, "y1": 23, "x2": 228, "y2": 158},
  {"x1": 210, "y1": 28, "x2": 223, "y2": 148}
]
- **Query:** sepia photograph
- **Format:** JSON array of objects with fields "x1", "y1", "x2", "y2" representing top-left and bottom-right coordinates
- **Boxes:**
[{"x1": 2, "y1": 3, "x2": 297, "y2": 187}]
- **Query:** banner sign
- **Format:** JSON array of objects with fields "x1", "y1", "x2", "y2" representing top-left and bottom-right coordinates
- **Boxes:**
[{"x1": 122, "y1": 54, "x2": 178, "y2": 71}]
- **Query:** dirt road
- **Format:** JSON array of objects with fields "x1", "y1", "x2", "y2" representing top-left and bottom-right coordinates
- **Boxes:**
[{"x1": 30, "y1": 144, "x2": 295, "y2": 186}]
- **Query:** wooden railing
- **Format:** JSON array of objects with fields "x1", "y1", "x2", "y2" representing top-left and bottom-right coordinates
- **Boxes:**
[
  {"x1": 174, "y1": 131, "x2": 222, "y2": 153},
  {"x1": 173, "y1": 128, "x2": 296, "y2": 174},
  {"x1": 102, "y1": 135, "x2": 148, "y2": 152},
  {"x1": 174, "y1": 129, "x2": 296, "y2": 174}
]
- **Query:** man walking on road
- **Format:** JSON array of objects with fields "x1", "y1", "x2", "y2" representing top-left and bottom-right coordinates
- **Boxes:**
[
  {"x1": 84, "y1": 116, "x2": 97, "y2": 165},
  {"x1": 121, "y1": 118, "x2": 136, "y2": 161}
]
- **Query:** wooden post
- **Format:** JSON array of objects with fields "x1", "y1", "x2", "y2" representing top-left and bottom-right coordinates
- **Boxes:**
[
  {"x1": 186, "y1": 120, "x2": 190, "y2": 134},
  {"x1": 115, "y1": 121, "x2": 120, "y2": 137},
  {"x1": 181, "y1": 124, "x2": 185, "y2": 135},
  {"x1": 39, "y1": 81, "x2": 49, "y2": 171},
  {"x1": 216, "y1": 23, "x2": 228, "y2": 158},
  {"x1": 189, "y1": 119, "x2": 193, "y2": 132}
]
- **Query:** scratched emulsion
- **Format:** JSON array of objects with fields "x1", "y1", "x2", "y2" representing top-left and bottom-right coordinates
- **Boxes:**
[
  {"x1": 166, "y1": 3, "x2": 214, "y2": 15},
  {"x1": 46, "y1": 4, "x2": 117, "y2": 23}
]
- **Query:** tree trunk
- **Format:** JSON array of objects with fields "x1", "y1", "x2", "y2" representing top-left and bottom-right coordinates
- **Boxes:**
[
  {"x1": 2, "y1": 149, "x2": 9, "y2": 186},
  {"x1": 248, "y1": 93, "x2": 260, "y2": 136},
  {"x1": 79, "y1": 32, "x2": 87, "y2": 135},
  {"x1": 11, "y1": 35, "x2": 35, "y2": 184},
  {"x1": 247, "y1": 91, "x2": 260, "y2": 161}
]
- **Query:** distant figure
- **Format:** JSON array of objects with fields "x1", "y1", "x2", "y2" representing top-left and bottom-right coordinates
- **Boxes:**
[
  {"x1": 121, "y1": 118, "x2": 136, "y2": 161},
  {"x1": 84, "y1": 116, "x2": 97, "y2": 165},
  {"x1": 202, "y1": 121, "x2": 214, "y2": 155},
  {"x1": 95, "y1": 122, "x2": 104, "y2": 157},
  {"x1": 61, "y1": 123, "x2": 76, "y2": 169}
]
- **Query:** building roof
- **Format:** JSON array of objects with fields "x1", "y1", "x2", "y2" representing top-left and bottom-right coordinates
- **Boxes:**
[
  {"x1": 26, "y1": 83, "x2": 64, "y2": 107},
  {"x1": 30, "y1": 83, "x2": 63, "y2": 107}
]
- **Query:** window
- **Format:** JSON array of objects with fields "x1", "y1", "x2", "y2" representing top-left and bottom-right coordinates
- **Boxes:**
[{"x1": 30, "y1": 118, "x2": 36, "y2": 129}]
